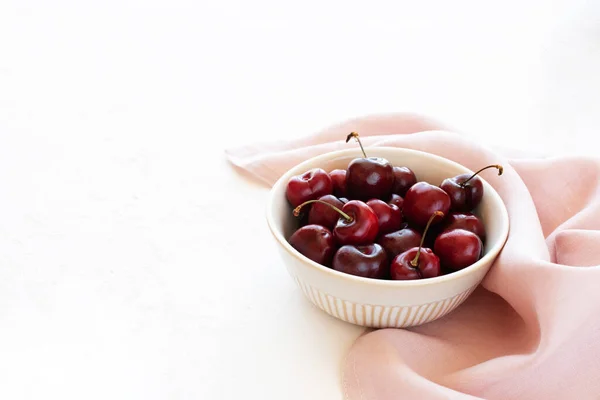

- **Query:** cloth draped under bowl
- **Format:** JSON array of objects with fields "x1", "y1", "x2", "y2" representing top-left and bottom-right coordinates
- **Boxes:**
[{"x1": 226, "y1": 113, "x2": 600, "y2": 400}]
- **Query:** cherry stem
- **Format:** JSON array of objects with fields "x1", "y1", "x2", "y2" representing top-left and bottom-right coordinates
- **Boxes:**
[
  {"x1": 460, "y1": 164, "x2": 504, "y2": 187},
  {"x1": 410, "y1": 211, "x2": 444, "y2": 268},
  {"x1": 346, "y1": 132, "x2": 367, "y2": 158},
  {"x1": 293, "y1": 199, "x2": 353, "y2": 222}
]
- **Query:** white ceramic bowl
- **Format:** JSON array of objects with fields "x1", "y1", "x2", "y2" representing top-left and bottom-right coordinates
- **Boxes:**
[{"x1": 266, "y1": 148, "x2": 509, "y2": 328}]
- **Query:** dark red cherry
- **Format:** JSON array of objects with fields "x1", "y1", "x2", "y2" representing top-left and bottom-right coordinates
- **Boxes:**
[
  {"x1": 390, "y1": 211, "x2": 443, "y2": 280},
  {"x1": 377, "y1": 227, "x2": 422, "y2": 259},
  {"x1": 289, "y1": 224, "x2": 336, "y2": 266},
  {"x1": 377, "y1": 227, "x2": 422, "y2": 260},
  {"x1": 294, "y1": 199, "x2": 379, "y2": 246},
  {"x1": 366, "y1": 199, "x2": 403, "y2": 235},
  {"x1": 403, "y1": 182, "x2": 450, "y2": 227},
  {"x1": 391, "y1": 166, "x2": 417, "y2": 196},
  {"x1": 332, "y1": 243, "x2": 389, "y2": 279},
  {"x1": 440, "y1": 165, "x2": 503, "y2": 211},
  {"x1": 307, "y1": 195, "x2": 346, "y2": 231},
  {"x1": 286, "y1": 168, "x2": 333, "y2": 208},
  {"x1": 391, "y1": 248, "x2": 440, "y2": 280},
  {"x1": 345, "y1": 132, "x2": 394, "y2": 200},
  {"x1": 442, "y1": 212, "x2": 486, "y2": 242},
  {"x1": 388, "y1": 194, "x2": 404, "y2": 210},
  {"x1": 332, "y1": 200, "x2": 379, "y2": 245},
  {"x1": 434, "y1": 229, "x2": 483, "y2": 271},
  {"x1": 329, "y1": 169, "x2": 347, "y2": 198}
]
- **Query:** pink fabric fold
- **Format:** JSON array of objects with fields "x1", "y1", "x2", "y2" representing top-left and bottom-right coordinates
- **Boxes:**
[{"x1": 226, "y1": 113, "x2": 600, "y2": 399}]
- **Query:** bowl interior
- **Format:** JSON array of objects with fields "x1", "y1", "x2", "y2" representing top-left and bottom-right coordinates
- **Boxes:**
[{"x1": 267, "y1": 147, "x2": 509, "y2": 284}]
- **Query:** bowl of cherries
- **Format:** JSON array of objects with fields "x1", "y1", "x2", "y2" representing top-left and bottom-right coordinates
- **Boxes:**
[{"x1": 266, "y1": 133, "x2": 509, "y2": 328}]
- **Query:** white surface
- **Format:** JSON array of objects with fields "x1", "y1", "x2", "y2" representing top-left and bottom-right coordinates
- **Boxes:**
[{"x1": 0, "y1": 1, "x2": 599, "y2": 399}]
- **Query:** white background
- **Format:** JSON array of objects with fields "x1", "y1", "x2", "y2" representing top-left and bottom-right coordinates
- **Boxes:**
[{"x1": 0, "y1": 1, "x2": 599, "y2": 399}]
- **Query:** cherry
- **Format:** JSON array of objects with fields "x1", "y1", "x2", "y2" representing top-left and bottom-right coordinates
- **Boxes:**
[
  {"x1": 329, "y1": 169, "x2": 347, "y2": 197},
  {"x1": 345, "y1": 132, "x2": 394, "y2": 200},
  {"x1": 403, "y1": 182, "x2": 450, "y2": 227},
  {"x1": 307, "y1": 195, "x2": 346, "y2": 231},
  {"x1": 442, "y1": 212, "x2": 486, "y2": 242},
  {"x1": 286, "y1": 168, "x2": 333, "y2": 208},
  {"x1": 388, "y1": 194, "x2": 404, "y2": 210},
  {"x1": 440, "y1": 165, "x2": 503, "y2": 211},
  {"x1": 332, "y1": 243, "x2": 388, "y2": 279},
  {"x1": 366, "y1": 199, "x2": 403, "y2": 235},
  {"x1": 391, "y1": 166, "x2": 417, "y2": 196},
  {"x1": 434, "y1": 228, "x2": 483, "y2": 271},
  {"x1": 289, "y1": 224, "x2": 336, "y2": 266},
  {"x1": 390, "y1": 211, "x2": 443, "y2": 280},
  {"x1": 294, "y1": 199, "x2": 378, "y2": 246},
  {"x1": 377, "y1": 226, "x2": 422, "y2": 259},
  {"x1": 391, "y1": 248, "x2": 440, "y2": 280}
]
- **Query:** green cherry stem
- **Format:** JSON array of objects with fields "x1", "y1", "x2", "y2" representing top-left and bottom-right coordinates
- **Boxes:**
[
  {"x1": 460, "y1": 164, "x2": 504, "y2": 187},
  {"x1": 346, "y1": 132, "x2": 367, "y2": 158},
  {"x1": 410, "y1": 211, "x2": 444, "y2": 268},
  {"x1": 293, "y1": 199, "x2": 353, "y2": 222}
]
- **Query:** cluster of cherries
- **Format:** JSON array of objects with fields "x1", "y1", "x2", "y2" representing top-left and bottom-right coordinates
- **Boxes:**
[{"x1": 286, "y1": 132, "x2": 503, "y2": 280}]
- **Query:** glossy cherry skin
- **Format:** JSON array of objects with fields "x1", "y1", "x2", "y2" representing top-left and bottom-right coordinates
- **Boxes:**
[
  {"x1": 289, "y1": 224, "x2": 336, "y2": 266},
  {"x1": 434, "y1": 229, "x2": 483, "y2": 271},
  {"x1": 377, "y1": 227, "x2": 422, "y2": 259},
  {"x1": 440, "y1": 174, "x2": 484, "y2": 212},
  {"x1": 346, "y1": 157, "x2": 394, "y2": 201},
  {"x1": 286, "y1": 168, "x2": 333, "y2": 208},
  {"x1": 391, "y1": 166, "x2": 417, "y2": 196},
  {"x1": 388, "y1": 194, "x2": 404, "y2": 210},
  {"x1": 390, "y1": 247, "x2": 441, "y2": 280},
  {"x1": 333, "y1": 200, "x2": 379, "y2": 245},
  {"x1": 442, "y1": 212, "x2": 486, "y2": 242},
  {"x1": 403, "y1": 182, "x2": 451, "y2": 227},
  {"x1": 366, "y1": 199, "x2": 402, "y2": 235},
  {"x1": 307, "y1": 195, "x2": 346, "y2": 231},
  {"x1": 332, "y1": 243, "x2": 389, "y2": 279},
  {"x1": 329, "y1": 169, "x2": 347, "y2": 198}
]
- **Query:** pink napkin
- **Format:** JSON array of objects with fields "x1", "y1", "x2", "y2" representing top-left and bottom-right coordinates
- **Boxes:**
[{"x1": 226, "y1": 113, "x2": 600, "y2": 399}]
